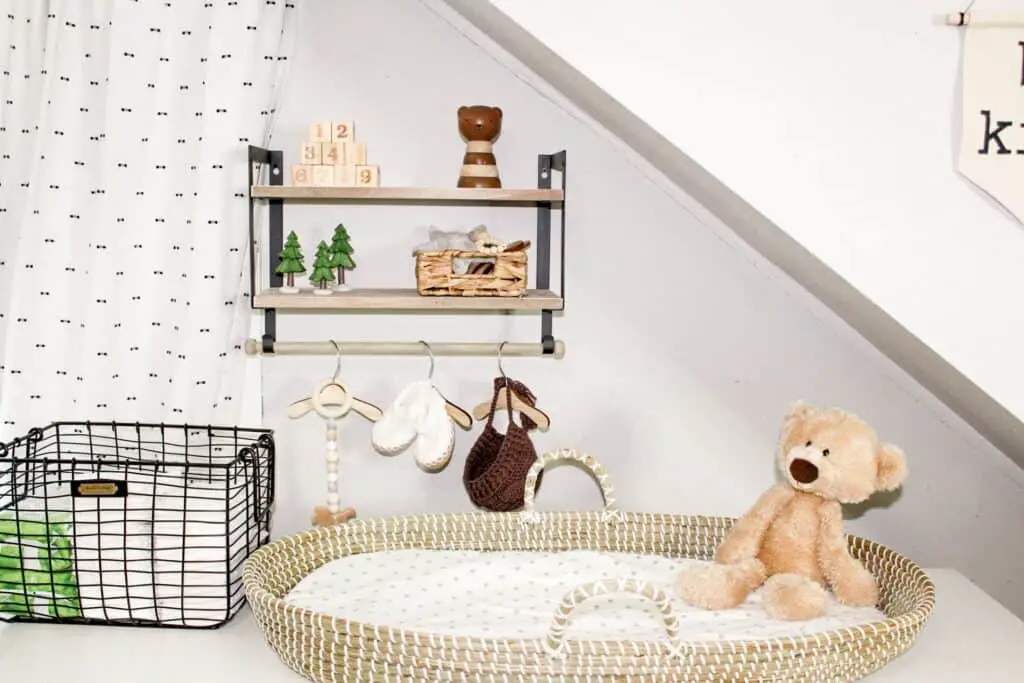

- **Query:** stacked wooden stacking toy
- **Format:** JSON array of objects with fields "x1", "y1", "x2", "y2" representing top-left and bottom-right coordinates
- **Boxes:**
[{"x1": 291, "y1": 120, "x2": 380, "y2": 187}]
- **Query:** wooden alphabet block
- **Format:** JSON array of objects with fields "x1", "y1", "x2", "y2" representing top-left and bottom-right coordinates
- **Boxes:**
[
  {"x1": 348, "y1": 141, "x2": 366, "y2": 165},
  {"x1": 333, "y1": 165, "x2": 357, "y2": 187},
  {"x1": 311, "y1": 165, "x2": 335, "y2": 187},
  {"x1": 331, "y1": 120, "x2": 354, "y2": 142},
  {"x1": 309, "y1": 121, "x2": 332, "y2": 143},
  {"x1": 355, "y1": 164, "x2": 379, "y2": 187},
  {"x1": 291, "y1": 164, "x2": 314, "y2": 186},
  {"x1": 321, "y1": 141, "x2": 344, "y2": 165},
  {"x1": 300, "y1": 142, "x2": 322, "y2": 165}
]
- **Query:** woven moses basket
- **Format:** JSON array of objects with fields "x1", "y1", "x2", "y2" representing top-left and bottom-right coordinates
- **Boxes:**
[{"x1": 242, "y1": 448, "x2": 935, "y2": 682}]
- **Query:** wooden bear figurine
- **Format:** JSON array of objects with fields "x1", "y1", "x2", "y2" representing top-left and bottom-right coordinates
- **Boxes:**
[{"x1": 457, "y1": 105, "x2": 502, "y2": 189}]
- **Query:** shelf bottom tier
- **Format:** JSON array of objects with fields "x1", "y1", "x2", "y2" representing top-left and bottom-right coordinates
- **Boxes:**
[{"x1": 252, "y1": 287, "x2": 563, "y2": 311}]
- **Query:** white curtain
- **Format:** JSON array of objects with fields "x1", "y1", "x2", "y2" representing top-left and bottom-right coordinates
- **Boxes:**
[{"x1": 0, "y1": 0, "x2": 296, "y2": 439}]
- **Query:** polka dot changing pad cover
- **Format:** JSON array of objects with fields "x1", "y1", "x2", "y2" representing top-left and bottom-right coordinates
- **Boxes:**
[{"x1": 283, "y1": 549, "x2": 885, "y2": 642}]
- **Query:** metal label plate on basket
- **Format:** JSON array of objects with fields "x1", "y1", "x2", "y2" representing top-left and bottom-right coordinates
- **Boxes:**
[{"x1": 70, "y1": 479, "x2": 128, "y2": 498}]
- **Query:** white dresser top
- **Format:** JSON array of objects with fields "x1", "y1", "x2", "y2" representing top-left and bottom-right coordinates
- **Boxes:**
[{"x1": 1, "y1": 568, "x2": 1021, "y2": 681}]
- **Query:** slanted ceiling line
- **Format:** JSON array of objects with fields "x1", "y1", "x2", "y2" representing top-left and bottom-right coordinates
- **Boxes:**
[{"x1": 437, "y1": 0, "x2": 1024, "y2": 469}]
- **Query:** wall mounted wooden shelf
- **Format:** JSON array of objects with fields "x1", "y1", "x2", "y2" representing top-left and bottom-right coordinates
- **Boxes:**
[
  {"x1": 250, "y1": 185, "x2": 563, "y2": 203},
  {"x1": 253, "y1": 288, "x2": 562, "y2": 311},
  {"x1": 245, "y1": 146, "x2": 567, "y2": 356}
]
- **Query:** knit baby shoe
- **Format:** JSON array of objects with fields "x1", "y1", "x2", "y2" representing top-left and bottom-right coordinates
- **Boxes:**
[
  {"x1": 371, "y1": 380, "x2": 431, "y2": 455},
  {"x1": 414, "y1": 387, "x2": 456, "y2": 472}
]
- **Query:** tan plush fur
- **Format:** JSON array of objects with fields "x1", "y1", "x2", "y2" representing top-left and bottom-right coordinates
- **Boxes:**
[{"x1": 676, "y1": 401, "x2": 908, "y2": 620}]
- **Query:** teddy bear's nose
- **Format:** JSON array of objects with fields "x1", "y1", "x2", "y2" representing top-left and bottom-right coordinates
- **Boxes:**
[{"x1": 789, "y1": 458, "x2": 819, "y2": 484}]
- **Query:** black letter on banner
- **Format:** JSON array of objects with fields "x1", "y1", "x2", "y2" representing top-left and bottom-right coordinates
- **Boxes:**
[
  {"x1": 1020, "y1": 41, "x2": 1024, "y2": 85},
  {"x1": 978, "y1": 110, "x2": 1013, "y2": 154}
]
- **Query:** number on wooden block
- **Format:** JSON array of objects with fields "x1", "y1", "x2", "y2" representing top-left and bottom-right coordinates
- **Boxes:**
[
  {"x1": 301, "y1": 142, "x2": 322, "y2": 165},
  {"x1": 355, "y1": 164, "x2": 379, "y2": 187},
  {"x1": 309, "y1": 121, "x2": 332, "y2": 143},
  {"x1": 311, "y1": 165, "x2": 334, "y2": 187},
  {"x1": 322, "y1": 142, "x2": 344, "y2": 165},
  {"x1": 332, "y1": 120, "x2": 354, "y2": 142},
  {"x1": 349, "y1": 141, "x2": 366, "y2": 165},
  {"x1": 291, "y1": 165, "x2": 313, "y2": 186},
  {"x1": 333, "y1": 165, "x2": 357, "y2": 187}
]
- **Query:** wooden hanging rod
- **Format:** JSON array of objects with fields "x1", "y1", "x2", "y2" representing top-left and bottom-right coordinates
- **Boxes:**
[
  {"x1": 243, "y1": 339, "x2": 566, "y2": 358},
  {"x1": 944, "y1": 12, "x2": 1024, "y2": 27}
]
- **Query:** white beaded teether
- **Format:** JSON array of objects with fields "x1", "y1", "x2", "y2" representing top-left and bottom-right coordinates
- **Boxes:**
[{"x1": 286, "y1": 343, "x2": 383, "y2": 526}]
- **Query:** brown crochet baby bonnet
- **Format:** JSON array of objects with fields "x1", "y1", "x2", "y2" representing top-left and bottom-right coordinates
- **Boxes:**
[{"x1": 463, "y1": 376, "x2": 543, "y2": 511}]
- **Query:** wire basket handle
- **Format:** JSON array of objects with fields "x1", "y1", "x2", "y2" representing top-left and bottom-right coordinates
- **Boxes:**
[
  {"x1": 542, "y1": 576, "x2": 681, "y2": 660},
  {"x1": 520, "y1": 448, "x2": 621, "y2": 525}
]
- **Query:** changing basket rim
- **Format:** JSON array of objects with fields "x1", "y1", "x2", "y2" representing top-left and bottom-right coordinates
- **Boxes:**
[{"x1": 242, "y1": 510, "x2": 936, "y2": 658}]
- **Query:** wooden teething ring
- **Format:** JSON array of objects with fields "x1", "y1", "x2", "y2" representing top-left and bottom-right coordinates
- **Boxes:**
[{"x1": 310, "y1": 378, "x2": 354, "y2": 421}]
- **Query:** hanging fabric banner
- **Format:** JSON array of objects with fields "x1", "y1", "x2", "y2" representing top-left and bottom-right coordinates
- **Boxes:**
[{"x1": 955, "y1": 12, "x2": 1024, "y2": 222}]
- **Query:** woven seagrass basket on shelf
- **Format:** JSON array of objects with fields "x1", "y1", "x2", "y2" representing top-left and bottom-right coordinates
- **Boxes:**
[
  {"x1": 415, "y1": 248, "x2": 527, "y2": 297},
  {"x1": 242, "y1": 448, "x2": 935, "y2": 683}
]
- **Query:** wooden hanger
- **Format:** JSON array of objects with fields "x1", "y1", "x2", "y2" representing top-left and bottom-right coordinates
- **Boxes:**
[
  {"x1": 419, "y1": 341, "x2": 473, "y2": 431},
  {"x1": 472, "y1": 384, "x2": 550, "y2": 431},
  {"x1": 287, "y1": 381, "x2": 382, "y2": 422},
  {"x1": 471, "y1": 343, "x2": 550, "y2": 430},
  {"x1": 288, "y1": 345, "x2": 382, "y2": 423},
  {"x1": 444, "y1": 398, "x2": 473, "y2": 431}
]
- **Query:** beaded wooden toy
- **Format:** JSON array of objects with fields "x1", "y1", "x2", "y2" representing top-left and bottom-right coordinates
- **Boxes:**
[{"x1": 287, "y1": 348, "x2": 382, "y2": 527}]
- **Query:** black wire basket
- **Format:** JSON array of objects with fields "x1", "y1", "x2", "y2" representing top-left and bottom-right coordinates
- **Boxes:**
[{"x1": 0, "y1": 421, "x2": 275, "y2": 629}]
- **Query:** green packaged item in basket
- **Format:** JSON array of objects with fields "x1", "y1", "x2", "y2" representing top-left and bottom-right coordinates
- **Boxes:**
[{"x1": 0, "y1": 513, "x2": 82, "y2": 619}]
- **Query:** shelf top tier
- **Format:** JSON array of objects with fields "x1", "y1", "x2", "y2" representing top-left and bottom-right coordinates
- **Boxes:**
[{"x1": 250, "y1": 185, "x2": 563, "y2": 203}]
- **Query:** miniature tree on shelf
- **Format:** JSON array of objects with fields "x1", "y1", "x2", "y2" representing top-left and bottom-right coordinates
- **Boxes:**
[
  {"x1": 309, "y1": 240, "x2": 336, "y2": 295},
  {"x1": 275, "y1": 230, "x2": 306, "y2": 294},
  {"x1": 329, "y1": 223, "x2": 356, "y2": 292}
]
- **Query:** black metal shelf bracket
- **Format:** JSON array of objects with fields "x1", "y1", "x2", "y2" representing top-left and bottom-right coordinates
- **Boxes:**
[
  {"x1": 247, "y1": 145, "x2": 282, "y2": 354},
  {"x1": 537, "y1": 150, "x2": 567, "y2": 355}
]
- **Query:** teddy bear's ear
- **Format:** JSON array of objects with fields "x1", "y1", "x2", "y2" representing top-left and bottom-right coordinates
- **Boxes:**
[
  {"x1": 494, "y1": 106, "x2": 503, "y2": 118},
  {"x1": 778, "y1": 400, "x2": 816, "y2": 447},
  {"x1": 876, "y1": 443, "x2": 908, "y2": 491},
  {"x1": 782, "y1": 400, "x2": 817, "y2": 426},
  {"x1": 457, "y1": 106, "x2": 468, "y2": 115}
]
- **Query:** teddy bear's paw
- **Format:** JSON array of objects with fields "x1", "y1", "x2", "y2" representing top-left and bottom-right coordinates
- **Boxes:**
[
  {"x1": 714, "y1": 539, "x2": 759, "y2": 566},
  {"x1": 832, "y1": 562, "x2": 880, "y2": 607},
  {"x1": 676, "y1": 559, "x2": 765, "y2": 611},
  {"x1": 763, "y1": 574, "x2": 828, "y2": 621}
]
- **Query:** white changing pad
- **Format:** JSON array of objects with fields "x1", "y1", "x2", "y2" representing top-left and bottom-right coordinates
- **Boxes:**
[{"x1": 283, "y1": 549, "x2": 886, "y2": 642}]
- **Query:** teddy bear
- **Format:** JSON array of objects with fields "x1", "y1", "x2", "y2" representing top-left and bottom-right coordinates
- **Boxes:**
[
  {"x1": 675, "y1": 401, "x2": 908, "y2": 621},
  {"x1": 457, "y1": 105, "x2": 503, "y2": 189}
]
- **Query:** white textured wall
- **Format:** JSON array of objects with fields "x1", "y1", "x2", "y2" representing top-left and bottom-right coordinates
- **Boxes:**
[
  {"x1": 252, "y1": 0, "x2": 1024, "y2": 617},
  {"x1": 486, "y1": 0, "x2": 1024, "y2": 431}
]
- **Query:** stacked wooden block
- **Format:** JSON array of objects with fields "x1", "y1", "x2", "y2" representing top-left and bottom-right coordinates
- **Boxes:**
[{"x1": 291, "y1": 120, "x2": 380, "y2": 187}]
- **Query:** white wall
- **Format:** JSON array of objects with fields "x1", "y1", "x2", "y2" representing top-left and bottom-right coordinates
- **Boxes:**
[
  {"x1": 484, "y1": 0, "x2": 1024, "y2": 433},
  {"x1": 258, "y1": 0, "x2": 1024, "y2": 617}
]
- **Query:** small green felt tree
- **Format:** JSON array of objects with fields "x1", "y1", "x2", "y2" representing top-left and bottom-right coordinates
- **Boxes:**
[
  {"x1": 275, "y1": 231, "x2": 306, "y2": 289},
  {"x1": 329, "y1": 223, "x2": 356, "y2": 286},
  {"x1": 309, "y1": 240, "x2": 336, "y2": 290}
]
